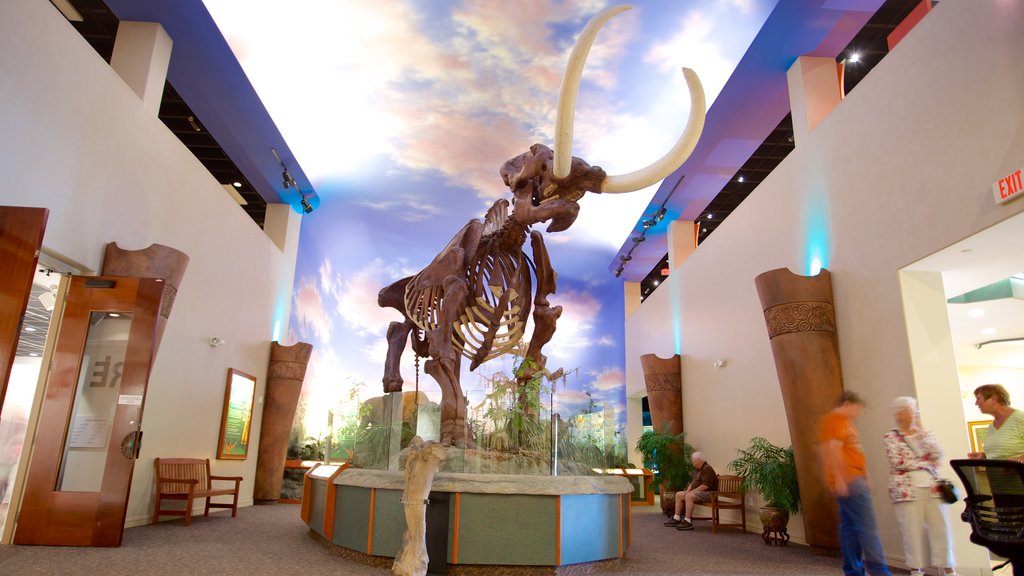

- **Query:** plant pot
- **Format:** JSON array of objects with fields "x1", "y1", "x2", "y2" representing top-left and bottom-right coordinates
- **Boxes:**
[
  {"x1": 759, "y1": 506, "x2": 791, "y2": 546},
  {"x1": 660, "y1": 488, "x2": 678, "y2": 517}
]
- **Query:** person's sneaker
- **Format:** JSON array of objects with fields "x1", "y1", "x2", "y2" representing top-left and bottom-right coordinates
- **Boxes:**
[
  {"x1": 676, "y1": 520, "x2": 694, "y2": 531},
  {"x1": 663, "y1": 518, "x2": 681, "y2": 527}
]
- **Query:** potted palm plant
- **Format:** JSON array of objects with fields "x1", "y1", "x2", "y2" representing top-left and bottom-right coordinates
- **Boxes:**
[
  {"x1": 728, "y1": 437, "x2": 800, "y2": 540},
  {"x1": 635, "y1": 425, "x2": 695, "y2": 516}
]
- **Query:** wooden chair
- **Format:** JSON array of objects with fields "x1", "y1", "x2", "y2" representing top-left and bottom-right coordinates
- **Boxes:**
[
  {"x1": 152, "y1": 458, "x2": 242, "y2": 526},
  {"x1": 692, "y1": 474, "x2": 746, "y2": 533}
]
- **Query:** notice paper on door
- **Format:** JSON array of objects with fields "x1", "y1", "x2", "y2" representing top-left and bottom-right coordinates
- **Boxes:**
[{"x1": 68, "y1": 418, "x2": 110, "y2": 448}]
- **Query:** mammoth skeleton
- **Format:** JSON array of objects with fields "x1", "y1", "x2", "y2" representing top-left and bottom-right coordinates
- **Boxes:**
[{"x1": 378, "y1": 5, "x2": 706, "y2": 447}]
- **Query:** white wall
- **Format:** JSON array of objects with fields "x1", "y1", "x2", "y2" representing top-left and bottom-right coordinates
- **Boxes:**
[
  {"x1": 625, "y1": 1, "x2": 1024, "y2": 571},
  {"x1": 0, "y1": 0, "x2": 301, "y2": 527}
]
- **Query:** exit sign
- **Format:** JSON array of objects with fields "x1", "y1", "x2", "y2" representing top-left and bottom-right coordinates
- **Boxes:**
[{"x1": 993, "y1": 167, "x2": 1023, "y2": 205}]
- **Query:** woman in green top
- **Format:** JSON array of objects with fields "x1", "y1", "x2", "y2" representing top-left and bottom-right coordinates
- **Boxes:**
[{"x1": 969, "y1": 384, "x2": 1024, "y2": 461}]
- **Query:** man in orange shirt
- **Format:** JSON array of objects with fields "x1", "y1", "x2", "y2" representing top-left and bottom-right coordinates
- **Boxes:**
[{"x1": 820, "y1": 391, "x2": 892, "y2": 576}]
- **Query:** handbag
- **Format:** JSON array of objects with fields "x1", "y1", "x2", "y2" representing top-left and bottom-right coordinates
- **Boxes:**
[
  {"x1": 933, "y1": 478, "x2": 959, "y2": 504},
  {"x1": 894, "y1": 429, "x2": 959, "y2": 504}
]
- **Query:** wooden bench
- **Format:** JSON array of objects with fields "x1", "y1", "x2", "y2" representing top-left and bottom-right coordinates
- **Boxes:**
[
  {"x1": 692, "y1": 474, "x2": 746, "y2": 533},
  {"x1": 152, "y1": 458, "x2": 242, "y2": 526}
]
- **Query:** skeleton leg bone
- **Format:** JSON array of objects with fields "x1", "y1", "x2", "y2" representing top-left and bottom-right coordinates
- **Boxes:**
[
  {"x1": 383, "y1": 320, "x2": 414, "y2": 393},
  {"x1": 424, "y1": 274, "x2": 474, "y2": 448},
  {"x1": 424, "y1": 355, "x2": 472, "y2": 448}
]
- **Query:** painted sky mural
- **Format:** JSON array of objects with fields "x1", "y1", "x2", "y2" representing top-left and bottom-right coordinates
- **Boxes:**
[{"x1": 203, "y1": 0, "x2": 773, "y2": 446}]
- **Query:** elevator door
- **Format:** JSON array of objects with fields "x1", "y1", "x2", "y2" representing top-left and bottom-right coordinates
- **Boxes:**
[{"x1": 14, "y1": 275, "x2": 163, "y2": 546}]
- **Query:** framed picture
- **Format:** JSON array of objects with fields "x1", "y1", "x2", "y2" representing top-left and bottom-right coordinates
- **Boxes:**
[
  {"x1": 967, "y1": 420, "x2": 992, "y2": 454},
  {"x1": 217, "y1": 368, "x2": 257, "y2": 460}
]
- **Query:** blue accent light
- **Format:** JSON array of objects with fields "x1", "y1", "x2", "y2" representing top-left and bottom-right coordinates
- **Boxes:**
[{"x1": 804, "y1": 194, "x2": 831, "y2": 276}]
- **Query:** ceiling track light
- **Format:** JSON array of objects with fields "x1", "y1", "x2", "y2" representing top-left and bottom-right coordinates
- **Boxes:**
[
  {"x1": 272, "y1": 147, "x2": 315, "y2": 214},
  {"x1": 619, "y1": 177, "x2": 686, "y2": 281}
]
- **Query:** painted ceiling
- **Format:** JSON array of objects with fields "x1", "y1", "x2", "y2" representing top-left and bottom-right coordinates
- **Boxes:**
[{"x1": 197, "y1": 0, "x2": 776, "y2": 431}]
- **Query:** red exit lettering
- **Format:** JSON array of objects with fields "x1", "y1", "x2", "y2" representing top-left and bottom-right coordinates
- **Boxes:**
[
  {"x1": 998, "y1": 170, "x2": 1023, "y2": 199},
  {"x1": 994, "y1": 168, "x2": 1024, "y2": 205}
]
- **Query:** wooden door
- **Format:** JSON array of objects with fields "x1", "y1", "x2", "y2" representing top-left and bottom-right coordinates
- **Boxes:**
[
  {"x1": 14, "y1": 275, "x2": 163, "y2": 546},
  {"x1": 0, "y1": 207, "x2": 48, "y2": 412}
]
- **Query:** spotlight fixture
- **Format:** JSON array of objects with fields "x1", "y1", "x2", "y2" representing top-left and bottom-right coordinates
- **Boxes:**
[
  {"x1": 619, "y1": 254, "x2": 632, "y2": 262},
  {"x1": 706, "y1": 213, "x2": 713, "y2": 219},
  {"x1": 38, "y1": 284, "x2": 58, "y2": 312},
  {"x1": 632, "y1": 235, "x2": 646, "y2": 244},
  {"x1": 848, "y1": 52, "x2": 861, "y2": 63},
  {"x1": 737, "y1": 176, "x2": 745, "y2": 183},
  {"x1": 300, "y1": 197, "x2": 314, "y2": 214},
  {"x1": 281, "y1": 169, "x2": 296, "y2": 189},
  {"x1": 614, "y1": 268, "x2": 623, "y2": 278},
  {"x1": 232, "y1": 181, "x2": 242, "y2": 188},
  {"x1": 642, "y1": 219, "x2": 657, "y2": 229},
  {"x1": 656, "y1": 207, "x2": 667, "y2": 221}
]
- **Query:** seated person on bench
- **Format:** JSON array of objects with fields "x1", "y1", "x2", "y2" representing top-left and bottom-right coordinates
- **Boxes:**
[{"x1": 664, "y1": 451, "x2": 718, "y2": 531}]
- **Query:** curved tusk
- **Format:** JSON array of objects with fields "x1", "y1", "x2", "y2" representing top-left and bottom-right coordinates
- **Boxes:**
[
  {"x1": 553, "y1": 5, "x2": 632, "y2": 180},
  {"x1": 600, "y1": 67, "x2": 706, "y2": 193}
]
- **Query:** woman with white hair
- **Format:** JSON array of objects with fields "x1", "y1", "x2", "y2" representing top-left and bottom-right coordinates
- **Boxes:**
[{"x1": 882, "y1": 396, "x2": 956, "y2": 576}]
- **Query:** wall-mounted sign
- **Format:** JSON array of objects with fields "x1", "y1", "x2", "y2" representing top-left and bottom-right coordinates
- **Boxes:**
[
  {"x1": 993, "y1": 167, "x2": 1023, "y2": 205},
  {"x1": 217, "y1": 368, "x2": 256, "y2": 460}
]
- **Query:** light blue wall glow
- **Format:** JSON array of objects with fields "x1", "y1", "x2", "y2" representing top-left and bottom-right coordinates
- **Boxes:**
[
  {"x1": 271, "y1": 297, "x2": 287, "y2": 342},
  {"x1": 804, "y1": 194, "x2": 831, "y2": 276}
]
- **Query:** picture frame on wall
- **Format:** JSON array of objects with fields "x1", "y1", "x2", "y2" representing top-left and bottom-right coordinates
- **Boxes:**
[
  {"x1": 967, "y1": 420, "x2": 991, "y2": 454},
  {"x1": 217, "y1": 368, "x2": 257, "y2": 460}
]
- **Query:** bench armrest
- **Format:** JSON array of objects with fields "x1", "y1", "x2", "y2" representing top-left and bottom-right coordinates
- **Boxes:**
[
  {"x1": 157, "y1": 478, "x2": 199, "y2": 485},
  {"x1": 210, "y1": 475, "x2": 243, "y2": 483}
]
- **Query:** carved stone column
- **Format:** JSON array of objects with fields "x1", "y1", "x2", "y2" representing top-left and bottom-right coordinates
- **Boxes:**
[
  {"x1": 254, "y1": 341, "x2": 313, "y2": 502},
  {"x1": 640, "y1": 353, "x2": 683, "y2": 435},
  {"x1": 754, "y1": 268, "x2": 841, "y2": 549},
  {"x1": 100, "y1": 242, "x2": 189, "y2": 354}
]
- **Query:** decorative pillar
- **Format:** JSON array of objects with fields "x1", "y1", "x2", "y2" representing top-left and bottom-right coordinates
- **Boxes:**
[
  {"x1": 754, "y1": 268, "x2": 841, "y2": 549},
  {"x1": 109, "y1": 22, "x2": 173, "y2": 117},
  {"x1": 640, "y1": 353, "x2": 683, "y2": 436},
  {"x1": 100, "y1": 242, "x2": 189, "y2": 355},
  {"x1": 787, "y1": 56, "x2": 844, "y2": 146},
  {"x1": 254, "y1": 341, "x2": 313, "y2": 502}
]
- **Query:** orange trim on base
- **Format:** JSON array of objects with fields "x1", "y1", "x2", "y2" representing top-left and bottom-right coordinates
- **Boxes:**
[
  {"x1": 627, "y1": 495, "x2": 632, "y2": 548},
  {"x1": 299, "y1": 463, "x2": 320, "y2": 524},
  {"x1": 555, "y1": 495, "x2": 562, "y2": 565},
  {"x1": 452, "y1": 493, "x2": 461, "y2": 564},
  {"x1": 367, "y1": 487, "x2": 376, "y2": 555},
  {"x1": 322, "y1": 464, "x2": 349, "y2": 540},
  {"x1": 618, "y1": 494, "x2": 623, "y2": 558}
]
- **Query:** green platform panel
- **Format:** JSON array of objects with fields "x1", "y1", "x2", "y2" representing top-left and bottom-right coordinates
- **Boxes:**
[
  {"x1": 334, "y1": 485, "x2": 372, "y2": 553},
  {"x1": 370, "y1": 488, "x2": 405, "y2": 557},
  {"x1": 308, "y1": 480, "x2": 328, "y2": 537},
  {"x1": 560, "y1": 494, "x2": 620, "y2": 565},
  {"x1": 456, "y1": 493, "x2": 558, "y2": 565}
]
